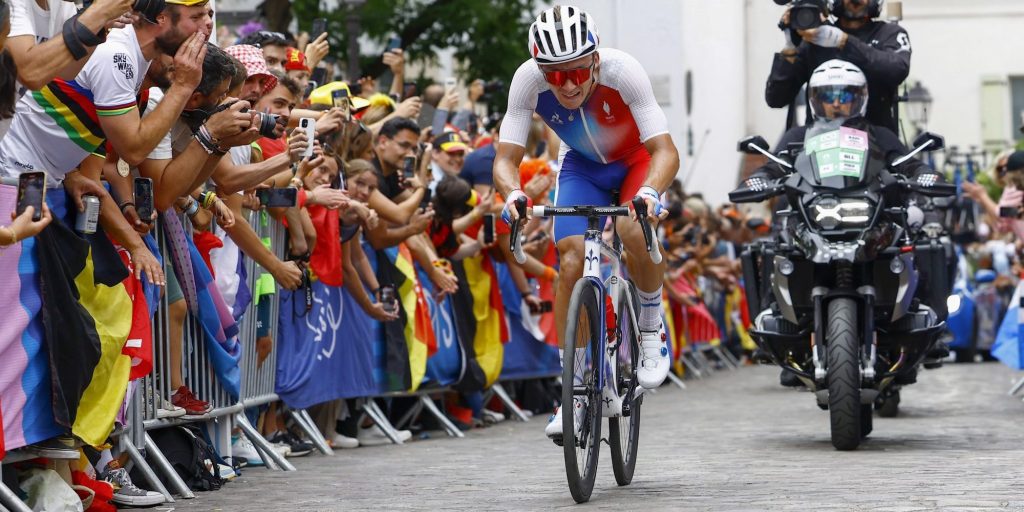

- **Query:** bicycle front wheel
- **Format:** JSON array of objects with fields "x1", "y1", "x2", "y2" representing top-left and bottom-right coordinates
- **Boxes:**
[
  {"x1": 562, "y1": 278, "x2": 603, "y2": 504},
  {"x1": 608, "y1": 279, "x2": 642, "y2": 486}
]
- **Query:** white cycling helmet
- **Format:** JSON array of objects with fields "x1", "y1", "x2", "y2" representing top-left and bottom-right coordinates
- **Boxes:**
[
  {"x1": 808, "y1": 59, "x2": 869, "y2": 121},
  {"x1": 528, "y1": 5, "x2": 600, "y2": 65}
]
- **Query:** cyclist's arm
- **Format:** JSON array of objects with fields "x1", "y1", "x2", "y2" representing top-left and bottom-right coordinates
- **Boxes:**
[
  {"x1": 612, "y1": 50, "x2": 679, "y2": 194},
  {"x1": 493, "y1": 142, "x2": 527, "y2": 199},
  {"x1": 494, "y1": 59, "x2": 541, "y2": 197},
  {"x1": 641, "y1": 134, "x2": 680, "y2": 195}
]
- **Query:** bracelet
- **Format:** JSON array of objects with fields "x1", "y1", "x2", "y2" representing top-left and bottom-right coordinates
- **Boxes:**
[
  {"x1": 0, "y1": 226, "x2": 17, "y2": 246},
  {"x1": 119, "y1": 201, "x2": 135, "y2": 213},
  {"x1": 201, "y1": 191, "x2": 219, "y2": 209},
  {"x1": 184, "y1": 198, "x2": 200, "y2": 217}
]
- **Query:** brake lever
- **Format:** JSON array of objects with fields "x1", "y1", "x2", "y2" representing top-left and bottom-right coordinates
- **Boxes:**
[
  {"x1": 510, "y1": 196, "x2": 529, "y2": 264},
  {"x1": 631, "y1": 197, "x2": 663, "y2": 265}
]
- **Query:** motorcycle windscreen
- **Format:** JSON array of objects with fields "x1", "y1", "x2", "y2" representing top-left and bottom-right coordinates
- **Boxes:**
[{"x1": 802, "y1": 126, "x2": 870, "y2": 189}]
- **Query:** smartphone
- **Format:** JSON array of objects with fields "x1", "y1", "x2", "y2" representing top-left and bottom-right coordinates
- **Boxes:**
[
  {"x1": 380, "y1": 284, "x2": 397, "y2": 314},
  {"x1": 133, "y1": 176, "x2": 154, "y2": 224},
  {"x1": 385, "y1": 36, "x2": 402, "y2": 52},
  {"x1": 483, "y1": 213, "x2": 495, "y2": 245},
  {"x1": 403, "y1": 155, "x2": 416, "y2": 180},
  {"x1": 299, "y1": 118, "x2": 316, "y2": 159},
  {"x1": 332, "y1": 88, "x2": 351, "y2": 120},
  {"x1": 16, "y1": 171, "x2": 46, "y2": 222},
  {"x1": 256, "y1": 188, "x2": 298, "y2": 208},
  {"x1": 999, "y1": 206, "x2": 1020, "y2": 219},
  {"x1": 403, "y1": 82, "x2": 417, "y2": 100},
  {"x1": 540, "y1": 300, "x2": 553, "y2": 313},
  {"x1": 444, "y1": 76, "x2": 457, "y2": 94},
  {"x1": 310, "y1": 18, "x2": 327, "y2": 41},
  {"x1": 310, "y1": 67, "x2": 327, "y2": 88}
]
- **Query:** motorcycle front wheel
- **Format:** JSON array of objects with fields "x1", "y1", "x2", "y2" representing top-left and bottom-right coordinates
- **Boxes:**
[{"x1": 827, "y1": 298, "x2": 862, "y2": 450}]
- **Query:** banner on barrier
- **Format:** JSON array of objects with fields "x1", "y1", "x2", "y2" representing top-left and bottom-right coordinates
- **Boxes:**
[
  {"x1": 276, "y1": 281, "x2": 376, "y2": 408},
  {"x1": 418, "y1": 267, "x2": 464, "y2": 388},
  {"x1": 495, "y1": 263, "x2": 559, "y2": 381}
]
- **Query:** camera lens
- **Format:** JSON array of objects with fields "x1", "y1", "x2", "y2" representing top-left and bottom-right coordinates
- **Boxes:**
[
  {"x1": 791, "y1": 6, "x2": 822, "y2": 31},
  {"x1": 254, "y1": 112, "x2": 279, "y2": 138}
]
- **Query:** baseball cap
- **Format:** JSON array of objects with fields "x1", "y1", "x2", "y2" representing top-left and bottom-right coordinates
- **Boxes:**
[
  {"x1": 284, "y1": 47, "x2": 309, "y2": 72},
  {"x1": 1006, "y1": 150, "x2": 1024, "y2": 173},
  {"x1": 309, "y1": 81, "x2": 371, "y2": 110},
  {"x1": 434, "y1": 132, "x2": 469, "y2": 153},
  {"x1": 224, "y1": 45, "x2": 277, "y2": 94}
]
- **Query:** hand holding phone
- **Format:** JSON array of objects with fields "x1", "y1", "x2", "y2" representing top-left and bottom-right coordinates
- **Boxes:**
[
  {"x1": 299, "y1": 118, "x2": 316, "y2": 159},
  {"x1": 999, "y1": 206, "x2": 1021, "y2": 219},
  {"x1": 385, "y1": 36, "x2": 402, "y2": 53},
  {"x1": 256, "y1": 188, "x2": 299, "y2": 208},
  {"x1": 134, "y1": 177, "x2": 154, "y2": 224},
  {"x1": 402, "y1": 155, "x2": 417, "y2": 182},
  {"x1": 310, "y1": 18, "x2": 327, "y2": 41},
  {"x1": 483, "y1": 213, "x2": 495, "y2": 245},
  {"x1": 16, "y1": 172, "x2": 46, "y2": 222}
]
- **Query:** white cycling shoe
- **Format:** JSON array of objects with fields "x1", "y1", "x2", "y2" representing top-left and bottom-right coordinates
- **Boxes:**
[
  {"x1": 545, "y1": 397, "x2": 586, "y2": 445},
  {"x1": 637, "y1": 324, "x2": 670, "y2": 389}
]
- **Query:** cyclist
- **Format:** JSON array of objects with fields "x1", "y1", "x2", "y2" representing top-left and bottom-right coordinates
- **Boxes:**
[{"x1": 492, "y1": 4, "x2": 680, "y2": 443}]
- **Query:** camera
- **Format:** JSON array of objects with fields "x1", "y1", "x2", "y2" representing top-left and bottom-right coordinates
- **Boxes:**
[
  {"x1": 774, "y1": 0, "x2": 831, "y2": 32},
  {"x1": 244, "y1": 110, "x2": 281, "y2": 138}
]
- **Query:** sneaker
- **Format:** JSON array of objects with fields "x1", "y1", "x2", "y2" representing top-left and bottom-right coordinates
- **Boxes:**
[
  {"x1": 231, "y1": 436, "x2": 264, "y2": 467},
  {"x1": 638, "y1": 325, "x2": 670, "y2": 389},
  {"x1": 357, "y1": 424, "x2": 412, "y2": 447},
  {"x1": 100, "y1": 461, "x2": 166, "y2": 507},
  {"x1": 482, "y1": 409, "x2": 505, "y2": 424},
  {"x1": 329, "y1": 433, "x2": 359, "y2": 449},
  {"x1": 267, "y1": 431, "x2": 313, "y2": 457},
  {"x1": 217, "y1": 464, "x2": 238, "y2": 480},
  {"x1": 269, "y1": 441, "x2": 291, "y2": 457},
  {"x1": 171, "y1": 386, "x2": 212, "y2": 417},
  {"x1": 155, "y1": 398, "x2": 187, "y2": 419},
  {"x1": 544, "y1": 398, "x2": 586, "y2": 446},
  {"x1": 26, "y1": 435, "x2": 80, "y2": 459}
]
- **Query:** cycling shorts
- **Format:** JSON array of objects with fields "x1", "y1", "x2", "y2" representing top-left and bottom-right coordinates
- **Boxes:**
[{"x1": 552, "y1": 147, "x2": 651, "y2": 242}]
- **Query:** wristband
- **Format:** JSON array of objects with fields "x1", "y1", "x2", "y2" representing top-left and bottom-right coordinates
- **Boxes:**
[
  {"x1": 184, "y1": 198, "x2": 200, "y2": 217},
  {"x1": 71, "y1": 13, "x2": 106, "y2": 47},
  {"x1": 62, "y1": 16, "x2": 89, "y2": 60},
  {"x1": 542, "y1": 266, "x2": 557, "y2": 282}
]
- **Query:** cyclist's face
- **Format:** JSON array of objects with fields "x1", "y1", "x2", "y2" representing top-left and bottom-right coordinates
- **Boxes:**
[{"x1": 540, "y1": 54, "x2": 598, "y2": 110}]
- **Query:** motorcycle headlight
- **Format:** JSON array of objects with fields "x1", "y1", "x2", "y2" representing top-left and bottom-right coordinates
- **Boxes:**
[{"x1": 811, "y1": 197, "x2": 874, "y2": 230}]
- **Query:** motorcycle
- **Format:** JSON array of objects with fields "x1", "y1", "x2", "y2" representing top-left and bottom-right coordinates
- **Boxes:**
[{"x1": 729, "y1": 126, "x2": 957, "y2": 450}]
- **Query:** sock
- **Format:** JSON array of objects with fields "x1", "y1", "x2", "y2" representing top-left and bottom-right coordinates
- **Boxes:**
[
  {"x1": 637, "y1": 286, "x2": 663, "y2": 332},
  {"x1": 96, "y1": 449, "x2": 114, "y2": 472}
]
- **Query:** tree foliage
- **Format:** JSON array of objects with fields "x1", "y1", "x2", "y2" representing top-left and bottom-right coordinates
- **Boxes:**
[{"x1": 291, "y1": 0, "x2": 536, "y2": 107}]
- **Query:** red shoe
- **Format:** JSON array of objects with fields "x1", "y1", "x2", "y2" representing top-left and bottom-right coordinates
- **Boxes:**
[{"x1": 171, "y1": 386, "x2": 212, "y2": 416}]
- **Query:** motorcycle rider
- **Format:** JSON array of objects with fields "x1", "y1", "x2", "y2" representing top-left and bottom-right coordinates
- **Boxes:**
[
  {"x1": 744, "y1": 59, "x2": 951, "y2": 386},
  {"x1": 766, "y1": 0, "x2": 911, "y2": 132}
]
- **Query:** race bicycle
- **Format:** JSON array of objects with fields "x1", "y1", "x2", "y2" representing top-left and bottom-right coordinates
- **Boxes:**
[{"x1": 510, "y1": 197, "x2": 663, "y2": 503}]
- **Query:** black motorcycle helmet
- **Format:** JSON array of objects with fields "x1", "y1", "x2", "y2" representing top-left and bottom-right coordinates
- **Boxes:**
[{"x1": 833, "y1": 0, "x2": 883, "y2": 20}]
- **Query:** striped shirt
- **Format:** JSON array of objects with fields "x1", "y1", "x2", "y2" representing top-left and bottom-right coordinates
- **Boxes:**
[{"x1": 0, "y1": 25, "x2": 150, "y2": 181}]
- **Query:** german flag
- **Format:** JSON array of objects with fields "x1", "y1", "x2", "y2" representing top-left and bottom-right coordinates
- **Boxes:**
[
  {"x1": 461, "y1": 252, "x2": 508, "y2": 388},
  {"x1": 393, "y1": 244, "x2": 435, "y2": 392}
]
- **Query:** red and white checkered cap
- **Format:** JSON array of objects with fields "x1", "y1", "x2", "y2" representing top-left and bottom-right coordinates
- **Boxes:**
[{"x1": 225, "y1": 44, "x2": 278, "y2": 94}]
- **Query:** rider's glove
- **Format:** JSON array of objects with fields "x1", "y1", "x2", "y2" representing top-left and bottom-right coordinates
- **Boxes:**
[
  {"x1": 634, "y1": 186, "x2": 664, "y2": 217},
  {"x1": 501, "y1": 189, "x2": 531, "y2": 226},
  {"x1": 809, "y1": 25, "x2": 845, "y2": 48}
]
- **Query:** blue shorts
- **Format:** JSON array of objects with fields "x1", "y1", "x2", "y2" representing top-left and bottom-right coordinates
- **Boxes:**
[{"x1": 552, "y1": 148, "x2": 651, "y2": 242}]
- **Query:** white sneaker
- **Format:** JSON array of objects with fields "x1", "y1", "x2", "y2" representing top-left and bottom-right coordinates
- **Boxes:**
[
  {"x1": 330, "y1": 432, "x2": 359, "y2": 449},
  {"x1": 357, "y1": 424, "x2": 412, "y2": 447},
  {"x1": 231, "y1": 436, "x2": 264, "y2": 466},
  {"x1": 482, "y1": 409, "x2": 505, "y2": 424},
  {"x1": 270, "y1": 441, "x2": 291, "y2": 457},
  {"x1": 544, "y1": 398, "x2": 586, "y2": 444},
  {"x1": 638, "y1": 324, "x2": 670, "y2": 389},
  {"x1": 155, "y1": 398, "x2": 186, "y2": 419},
  {"x1": 218, "y1": 464, "x2": 238, "y2": 480}
]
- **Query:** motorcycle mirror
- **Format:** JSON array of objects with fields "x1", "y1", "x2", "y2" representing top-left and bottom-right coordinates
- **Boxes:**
[
  {"x1": 737, "y1": 135, "x2": 771, "y2": 155},
  {"x1": 912, "y1": 132, "x2": 945, "y2": 153}
]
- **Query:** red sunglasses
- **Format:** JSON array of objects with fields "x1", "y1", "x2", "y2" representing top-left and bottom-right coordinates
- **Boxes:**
[{"x1": 543, "y1": 61, "x2": 595, "y2": 88}]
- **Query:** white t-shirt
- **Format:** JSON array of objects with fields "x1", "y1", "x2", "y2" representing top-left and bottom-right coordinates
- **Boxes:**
[
  {"x1": 145, "y1": 88, "x2": 193, "y2": 160},
  {"x1": 0, "y1": 0, "x2": 78, "y2": 140},
  {"x1": 0, "y1": 25, "x2": 151, "y2": 181}
]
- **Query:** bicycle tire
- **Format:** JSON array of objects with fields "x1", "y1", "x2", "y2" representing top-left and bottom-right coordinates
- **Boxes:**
[
  {"x1": 562, "y1": 278, "x2": 603, "y2": 504},
  {"x1": 608, "y1": 279, "x2": 643, "y2": 486}
]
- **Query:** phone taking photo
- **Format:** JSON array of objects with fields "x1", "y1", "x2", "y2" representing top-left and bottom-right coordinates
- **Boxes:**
[
  {"x1": 403, "y1": 155, "x2": 417, "y2": 181},
  {"x1": 256, "y1": 188, "x2": 298, "y2": 208},
  {"x1": 310, "y1": 18, "x2": 327, "y2": 41},
  {"x1": 133, "y1": 176, "x2": 154, "y2": 224},
  {"x1": 332, "y1": 88, "x2": 351, "y2": 121},
  {"x1": 385, "y1": 36, "x2": 402, "y2": 53},
  {"x1": 483, "y1": 213, "x2": 495, "y2": 245},
  {"x1": 299, "y1": 118, "x2": 316, "y2": 159},
  {"x1": 16, "y1": 171, "x2": 46, "y2": 222}
]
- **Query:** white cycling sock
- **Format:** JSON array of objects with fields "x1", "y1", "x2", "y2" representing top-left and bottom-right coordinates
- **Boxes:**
[{"x1": 637, "y1": 286, "x2": 663, "y2": 332}]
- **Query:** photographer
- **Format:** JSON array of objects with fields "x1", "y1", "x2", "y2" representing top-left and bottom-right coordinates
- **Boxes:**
[
  {"x1": 766, "y1": 0, "x2": 910, "y2": 132},
  {"x1": 965, "y1": 151, "x2": 1024, "y2": 240}
]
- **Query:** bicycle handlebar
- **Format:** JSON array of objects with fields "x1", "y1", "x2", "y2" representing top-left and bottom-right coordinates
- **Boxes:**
[{"x1": 507, "y1": 199, "x2": 663, "y2": 265}]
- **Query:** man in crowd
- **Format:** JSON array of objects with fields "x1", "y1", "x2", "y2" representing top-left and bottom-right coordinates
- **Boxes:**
[
  {"x1": 239, "y1": 29, "x2": 288, "y2": 73},
  {"x1": 766, "y1": 0, "x2": 911, "y2": 131},
  {"x1": 428, "y1": 131, "x2": 469, "y2": 192}
]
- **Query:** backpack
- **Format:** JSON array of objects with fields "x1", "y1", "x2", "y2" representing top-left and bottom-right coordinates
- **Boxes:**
[{"x1": 144, "y1": 425, "x2": 224, "y2": 492}]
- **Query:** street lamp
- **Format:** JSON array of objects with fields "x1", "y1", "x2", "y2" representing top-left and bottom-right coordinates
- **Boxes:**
[
  {"x1": 342, "y1": 0, "x2": 365, "y2": 82},
  {"x1": 904, "y1": 81, "x2": 933, "y2": 136}
]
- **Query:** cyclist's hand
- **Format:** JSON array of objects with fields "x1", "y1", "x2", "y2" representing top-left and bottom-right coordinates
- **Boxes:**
[
  {"x1": 632, "y1": 186, "x2": 667, "y2": 223},
  {"x1": 501, "y1": 189, "x2": 531, "y2": 225}
]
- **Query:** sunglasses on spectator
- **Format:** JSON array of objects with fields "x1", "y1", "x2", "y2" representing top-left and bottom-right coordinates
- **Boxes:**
[
  {"x1": 542, "y1": 58, "x2": 596, "y2": 88},
  {"x1": 816, "y1": 89, "x2": 856, "y2": 105}
]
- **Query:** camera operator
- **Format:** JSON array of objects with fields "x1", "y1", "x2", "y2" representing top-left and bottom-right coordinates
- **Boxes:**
[
  {"x1": 965, "y1": 151, "x2": 1024, "y2": 241},
  {"x1": 766, "y1": 0, "x2": 911, "y2": 132}
]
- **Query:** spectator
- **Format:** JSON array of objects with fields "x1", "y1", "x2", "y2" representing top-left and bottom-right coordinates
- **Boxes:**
[
  {"x1": 0, "y1": 204, "x2": 51, "y2": 247},
  {"x1": 284, "y1": 46, "x2": 311, "y2": 93},
  {"x1": 239, "y1": 29, "x2": 289, "y2": 73},
  {"x1": 460, "y1": 118, "x2": 499, "y2": 195},
  {"x1": 428, "y1": 131, "x2": 469, "y2": 192}
]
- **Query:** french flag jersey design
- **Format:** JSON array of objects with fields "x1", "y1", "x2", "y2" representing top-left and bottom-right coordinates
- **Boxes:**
[{"x1": 501, "y1": 48, "x2": 670, "y2": 166}]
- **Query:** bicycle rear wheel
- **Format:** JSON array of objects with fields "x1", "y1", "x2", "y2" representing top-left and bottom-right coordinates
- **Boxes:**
[
  {"x1": 562, "y1": 278, "x2": 603, "y2": 504},
  {"x1": 608, "y1": 279, "x2": 642, "y2": 486}
]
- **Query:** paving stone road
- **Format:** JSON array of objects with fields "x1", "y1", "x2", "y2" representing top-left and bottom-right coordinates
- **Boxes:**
[{"x1": 164, "y1": 363, "x2": 1024, "y2": 511}]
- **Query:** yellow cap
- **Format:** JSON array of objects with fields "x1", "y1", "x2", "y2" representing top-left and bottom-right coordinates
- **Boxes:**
[
  {"x1": 164, "y1": 0, "x2": 210, "y2": 6},
  {"x1": 309, "y1": 82, "x2": 371, "y2": 110}
]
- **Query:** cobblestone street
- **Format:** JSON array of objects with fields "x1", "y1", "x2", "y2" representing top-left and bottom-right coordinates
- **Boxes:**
[{"x1": 166, "y1": 363, "x2": 1024, "y2": 511}]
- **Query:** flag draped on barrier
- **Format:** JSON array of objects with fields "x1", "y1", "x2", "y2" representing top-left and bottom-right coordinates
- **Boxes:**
[
  {"x1": 462, "y1": 252, "x2": 507, "y2": 387},
  {"x1": 992, "y1": 282, "x2": 1024, "y2": 370},
  {"x1": 495, "y1": 263, "x2": 560, "y2": 380},
  {"x1": 418, "y1": 267, "x2": 464, "y2": 388},
  {"x1": 276, "y1": 281, "x2": 376, "y2": 408}
]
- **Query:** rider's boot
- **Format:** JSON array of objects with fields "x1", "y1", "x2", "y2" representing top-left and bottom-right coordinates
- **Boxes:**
[{"x1": 638, "y1": 322, "x2": 670, "y2": 389}]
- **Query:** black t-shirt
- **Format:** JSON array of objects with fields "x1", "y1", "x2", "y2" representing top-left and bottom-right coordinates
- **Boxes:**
[{"x1": 371, "y1": 156, "x2": 403, "y2": 201}]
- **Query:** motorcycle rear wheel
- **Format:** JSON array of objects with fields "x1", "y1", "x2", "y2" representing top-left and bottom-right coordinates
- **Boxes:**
[{"x1": 827, "y1": 298, "x2": 862, "y2": 450}]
